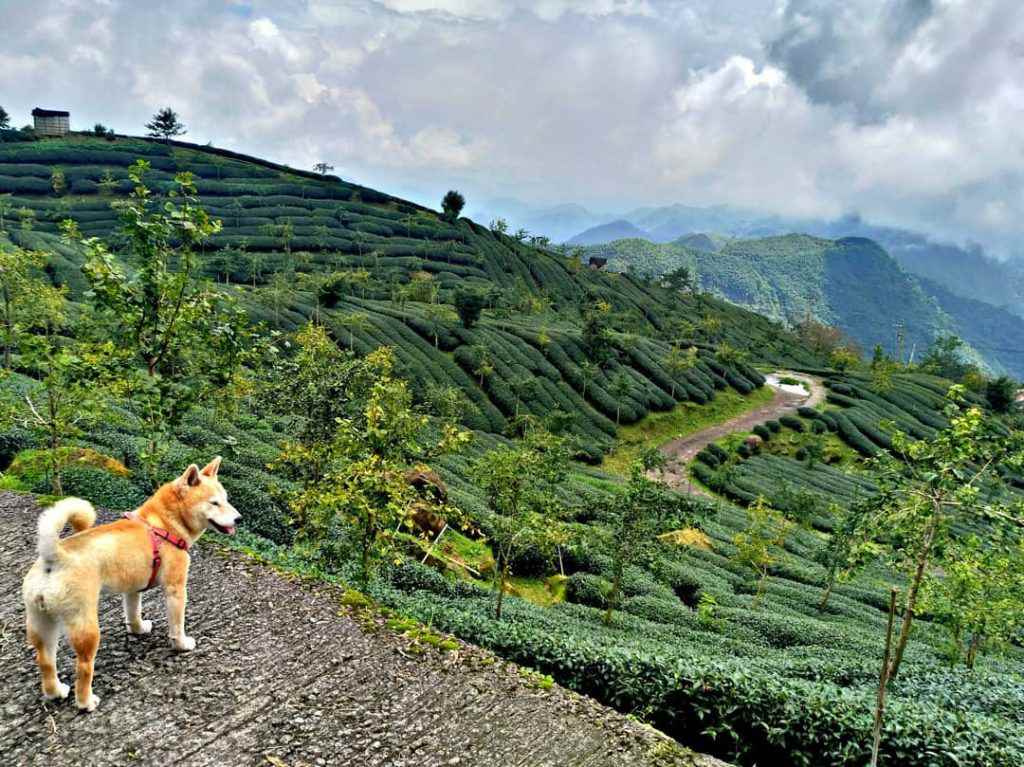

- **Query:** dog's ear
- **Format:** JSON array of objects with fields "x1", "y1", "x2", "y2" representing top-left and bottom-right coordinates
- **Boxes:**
[
  {"x1": 179, "y1": 464, "x2": 201, "y2": 488},
  {"x1": 201, "y1": 456, "x2": 222, "y2": 478}
]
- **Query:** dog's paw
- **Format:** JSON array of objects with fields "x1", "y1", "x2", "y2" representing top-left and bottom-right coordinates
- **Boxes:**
[
  {"x1": 44, "y1": 681, "x2": 70, "y2": 701},
  {"x1": 128, "y1": 619, "x2": 153, "y2": 636},
  {"x1": 172, "y1": 635, "x2": 196, "y2": 652},
  {"x1": 77, "y1": 693, "x2": 100, "y2": 713}
]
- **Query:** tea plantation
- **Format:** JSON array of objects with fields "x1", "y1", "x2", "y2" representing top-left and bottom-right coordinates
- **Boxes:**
[
  {"x1": 2, "y1": 132, "x2": 1023, "y2": 766},
  {"x1": 0, "y1": 134, "x2": 818, "y2": 464}
]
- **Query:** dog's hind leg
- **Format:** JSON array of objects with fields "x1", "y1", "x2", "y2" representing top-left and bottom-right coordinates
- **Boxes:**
[
  {"x1": 68, "y1": 613, "x2": 101, "y2": 712},
  {"x1": 26, "y1": 607, "x2": 68, "y2": 701},
  {"x1": 122, "y1": 592, "x2": 152, "y2": 635}
]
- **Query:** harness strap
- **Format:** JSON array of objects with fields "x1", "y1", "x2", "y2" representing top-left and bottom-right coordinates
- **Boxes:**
[{"x1": 123, "y1": 512, "x2": 189, "y2": 592}]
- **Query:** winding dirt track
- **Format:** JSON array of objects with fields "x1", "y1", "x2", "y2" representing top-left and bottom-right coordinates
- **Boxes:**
[
  {"x1": 0, "y1": 492, "x2": 726, "y2": 767},
  {"x1": 660, "y1": 372, "x2": 825, "y2": 494}
]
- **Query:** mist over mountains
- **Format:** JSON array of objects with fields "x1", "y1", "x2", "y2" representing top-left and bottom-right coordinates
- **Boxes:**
[{"x1": 471, "y1": 198, "x2": 1024, "y2": 320}]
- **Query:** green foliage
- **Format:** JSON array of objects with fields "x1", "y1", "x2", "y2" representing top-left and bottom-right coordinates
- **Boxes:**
[
  {"x1": 453, "y1": 288, "x2": 485, "y2": 329},
  {"x1": 732, "y1": 496, "x2": 790, "y2": 605},
  {"x1": 472, "y1": 426, "x2": 571, "y2": 618},
  {"x1": 281, "y1": 345, "x2": 469, "y2": 582},
  {"x1": 145, "y1": 107, "x2": 186, "y2": 141},
  {"x1": 441, "y1": 190, "x2": 465, "y2": 223}
]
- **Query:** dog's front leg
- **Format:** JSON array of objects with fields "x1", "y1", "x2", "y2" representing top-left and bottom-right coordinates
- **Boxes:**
[
  {"x1": 165, "y1": 583, "x2": 195, "y2": 651},
  {"x1": 163, "y1": 556, "x2": 195, "y2": 652},
  {"x1": 123, "y1": 592, "x2": 153, "y2": 635}
]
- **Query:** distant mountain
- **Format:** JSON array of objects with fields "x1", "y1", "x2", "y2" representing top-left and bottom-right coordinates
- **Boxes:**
[
  {"x1": 567, "y1": 220, "x2": 651, "y2": 245},
  {"x1": 467, "y1": 199, "x2": 607, "y2": 242},
  {"x1": 674, "y1": 233, "x2": 720, "y2": 252},
  {"x1": 581, "y1": 233, "x2": 1024, "y2": 377}
]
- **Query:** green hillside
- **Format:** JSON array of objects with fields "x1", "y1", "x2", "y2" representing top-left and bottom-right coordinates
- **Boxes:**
[
  {"x1": 3, "y1": 131, "x2": 1023, "y2": 767},
  {"x1": 579, "y1": 234, "x2": 1024, "y2": 375},
  {"x1": 0, "y1": 134, "x2": 823, "y2": 463}
]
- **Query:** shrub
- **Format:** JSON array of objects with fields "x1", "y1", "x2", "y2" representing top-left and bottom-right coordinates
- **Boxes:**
[
  {"x1": 566, "y1": 572, "x2": 611, "y2": 608},
  {"x1": 696, "y1": 449, "x2": 720, "y2": 468},
  {"x1": 54, "y1": 466, "x2": 147, "y2": 510},
  {"x1": 752, "y1": 424, "x2": 771, "y2": 441},
  {"x1": 707, "y1": 443, "x2": 729, "y2": 462},
  {"x1": 766, "y1": 420, "x2": 781, "y2": 433},
  {"x1": 779, "y1": 415, "x2": 805, "y2": 432}
]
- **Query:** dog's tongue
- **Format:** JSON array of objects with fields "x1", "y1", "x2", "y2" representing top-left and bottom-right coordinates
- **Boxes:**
[{"x1": 223, "y1": 525, "x2": 236, "y2": 536}]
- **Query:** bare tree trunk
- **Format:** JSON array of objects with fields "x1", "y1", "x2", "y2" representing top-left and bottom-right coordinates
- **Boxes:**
[
  {"x1": 888, "y1": 513, "x2": 938, "y2": 680},
  {"x1": 966, "y1": 634, "x2": 983, "y2": 670},
  {"x1": 818, "y1": 573, "x2": 835, "y2": 612},
  {"x1": 871, "y1": 587, "x2": 900, "y2": 767},
  {"x1": 603, "y1": 564, "x2": 623, "y2": 626},
  {"x1": 495, "y1": 559, "x2": 509, "y2": 620}
]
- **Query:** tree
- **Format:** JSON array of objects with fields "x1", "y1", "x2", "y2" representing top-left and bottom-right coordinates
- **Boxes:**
[
  {"x1": 600, "y1": 449, "x2": 690, "y2": 625},
  {"x1": 866, "y1": 386, "x2": 1024, "y2": 679},
  {"x1": 732, "y1": 496, "x2": 789, "y2": 605},
  {"x1": 0, "y1": 280, "x2": 102, "y2": 494},
  {"x1": 579, "y1": 360, "x2": 596, "y2": 400},
  {"x1": 814, "y1": 501, "x2": 876, "y2": 611},
  {"x1": 441, "y1": 190, "x2": 465, "y2": 223},
  {"x1": 919, "y1": 335, "x2": 972, "y2": 380},
  {"x1": 664, "y1": 344, "x2": 698, "y2": 399},
  {"x1": 582, "y1": 300, "x2": 615, "y2": 366},
  {"x1": 489, "y1": 217, "x2": 508, "y2": 235},
  {"x1": 313, "y1": 162, "x2": 335, "y2": 176},
  {"x1": 829, "y1": 345, "x2": 860, "y2": 372},
  {"x1": 986, "y1": 375, "x2": 1017, "y2": 413},
  {"x1": 0, "y1": 246, "x2": 61, "y2": 369},
  {"x1": 469, "y1": 344, "x2": 494, "y2": 386},
  {"x1": 11, "y1": 338, "x2": 105, "y2": 495},
  {"x1": 472, "y1": 428, "x2": 570, "y2": 619},
  {"x1": 920, "y1": 534, "x2": 1024, "y2": 669},
  {"x1": 283, "y1": 346, "x2": 469, "y2": 582},
  {"x1": 50, "y1": 169, "x2": 67, "y2": 197},
  {"x1": 339, "y1": 311, "x2": 370, "y2": 349},
  {"x1": 610, "y1": 370, "x2": 632, "y2": 426},
  {"x1": 454, "y1": 289, "x2": 486, "y2": 329},
  {"x1": 795, "y1": 317, "x2": 846, "y2": 357},
  {"x1": 98, "y1": 170, "x2": 118, "y2": 196},
  {"x1": 71, "y1": 161, "x2": 253, "y2": 485},
  {"x1": 0, "y1": 106, "x2": 9, "y2": 130},
  {"x1": 0, "y1": 194, "x2": 13, "y2": 232},
  {"x1": 424, "y1": 303, "x2": 455, "y2": 348},
  {"x1": 664, "y1": 265, "x2": 696, "y2": 293},
  {"x1": 145, "y1": 107, "x2": 186, "y2": 142}
]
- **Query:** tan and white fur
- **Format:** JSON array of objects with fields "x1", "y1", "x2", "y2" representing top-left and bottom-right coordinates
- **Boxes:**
[{"x1": 21, "y1": 457, "x2": 240, "y2": 712}]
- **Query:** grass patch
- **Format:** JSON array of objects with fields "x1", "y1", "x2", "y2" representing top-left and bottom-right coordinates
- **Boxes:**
[
  {"x1": 602, "y1": 385, "x2": 775, "y2": 476},
  {"x1": 506, "y1": 575, "x2": 567, "y2": 607}
]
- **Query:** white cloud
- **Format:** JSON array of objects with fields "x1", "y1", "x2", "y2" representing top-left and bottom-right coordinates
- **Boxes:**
[{"x1": 2, "y1": 0, "x2": 1024, "y2": 255}]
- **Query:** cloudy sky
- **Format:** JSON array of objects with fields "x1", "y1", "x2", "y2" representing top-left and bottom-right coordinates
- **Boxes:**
[{"x1": 4, "y1": 0, "x2": 1024, "y2": 254}]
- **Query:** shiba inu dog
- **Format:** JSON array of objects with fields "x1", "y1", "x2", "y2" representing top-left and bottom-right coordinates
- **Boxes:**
[{"x1": 21, "y1": 457, "x2": 240, "y2": 712}]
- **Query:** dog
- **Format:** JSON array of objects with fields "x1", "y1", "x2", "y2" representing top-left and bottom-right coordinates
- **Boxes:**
[{"x1": 21, "y1": 457, "x2": 240, "y2": 712}]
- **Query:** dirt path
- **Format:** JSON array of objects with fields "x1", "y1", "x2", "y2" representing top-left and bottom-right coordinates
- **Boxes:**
[
  {"x1": 0, "y1": 492, "x2": 726, "y2": 767},
  {"x1": 660, "y1": 371, "x2": 825, "y2": 495}
]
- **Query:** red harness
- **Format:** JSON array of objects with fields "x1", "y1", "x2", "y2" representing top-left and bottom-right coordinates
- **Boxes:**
[{"x1": 124, "y1": 512, "x2": 190, "y2": 591}]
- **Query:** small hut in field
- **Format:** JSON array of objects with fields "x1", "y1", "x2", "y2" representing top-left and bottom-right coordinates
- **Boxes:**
[{"x1": 32, "y1": 107, "x2": 70, "y2": 137}]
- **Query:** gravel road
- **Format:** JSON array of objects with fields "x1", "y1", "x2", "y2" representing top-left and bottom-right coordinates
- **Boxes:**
[
  {"x1": 0, "y1": 492, "x2": 727, "y2": 767},
  {"x1": 660, "y1": 372, "x2": 825, "y2": 495}
]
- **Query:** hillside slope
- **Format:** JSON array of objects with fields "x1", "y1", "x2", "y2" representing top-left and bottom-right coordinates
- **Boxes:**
[
  {"x1": 0, "y1": 134, "x2": 822, "y2": 460},
  {"x1": 579, "y1": 234, "x2": 1023, "y2": 374}
]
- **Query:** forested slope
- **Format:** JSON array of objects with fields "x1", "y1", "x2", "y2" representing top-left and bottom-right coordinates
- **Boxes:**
[{"x1": 579, "y1": 234, "x2": 1024, "y2": 375}]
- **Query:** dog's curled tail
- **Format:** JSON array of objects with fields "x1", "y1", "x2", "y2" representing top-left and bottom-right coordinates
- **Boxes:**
[{"x1": 37, "y1": 497, "x2": 96, "y2": 562}]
